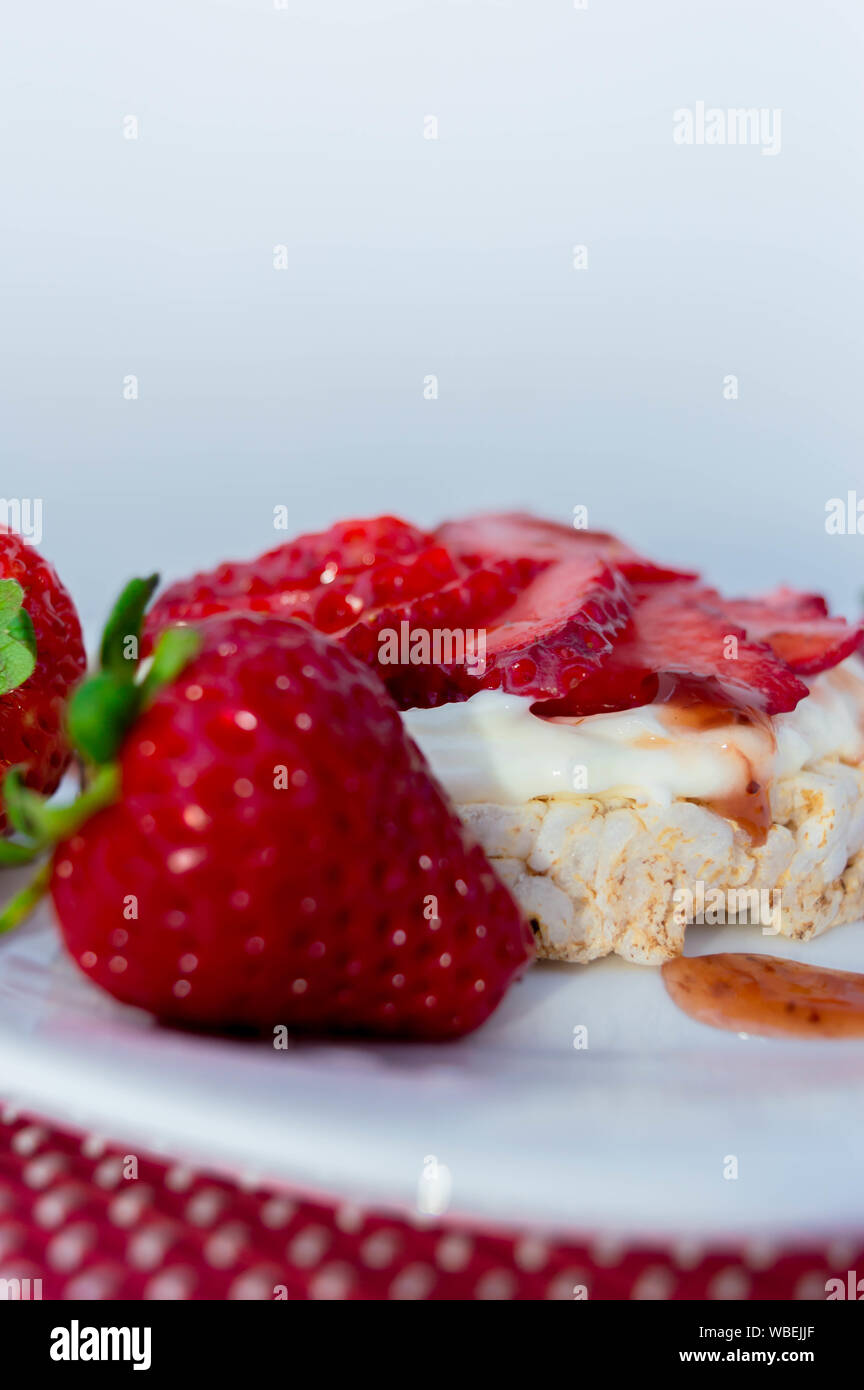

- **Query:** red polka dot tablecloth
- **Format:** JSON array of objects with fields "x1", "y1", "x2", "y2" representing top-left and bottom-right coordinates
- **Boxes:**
[{"x1": 0, "y1": 1105, "x2": 852, "y2": 1300}]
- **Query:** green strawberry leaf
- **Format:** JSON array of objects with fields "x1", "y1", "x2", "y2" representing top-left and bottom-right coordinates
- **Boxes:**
[
  {"x1": 0, "y1": 579, "x2": 25, "y2": 625},
  {"x1": 67, "y1": 670, "x2": 144, "y2": 765},
  {"x1": 9, "y1": 605, "x2": 37, "y2": 660},
  {"x1": 99, "y1": 573, "x2": 159, "y2": 679},
  {"x1": 0, "y1": 580, "x2": 37, "y2": 696}
]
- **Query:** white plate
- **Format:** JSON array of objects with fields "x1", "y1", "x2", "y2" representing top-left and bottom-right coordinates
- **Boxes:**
[{"x1": 3, "y1": 877, "x2": 864, "y2": 1246}]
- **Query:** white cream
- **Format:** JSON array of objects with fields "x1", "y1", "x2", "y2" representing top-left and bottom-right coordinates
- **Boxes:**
[{"x1": 402, "y1": 655, "x2": 864, "y2": 806}]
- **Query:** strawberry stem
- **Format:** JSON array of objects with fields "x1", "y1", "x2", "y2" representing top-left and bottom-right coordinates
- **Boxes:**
[
  {"x1": 0, "y1": 861, "x2": 51, "y2": 935},
  {"x1": 66, "y1": 580, "x2": 201, "y2": 767}
]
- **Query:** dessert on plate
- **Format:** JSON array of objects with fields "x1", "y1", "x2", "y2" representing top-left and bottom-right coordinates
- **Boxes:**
[{"x1": 146, "y1": 511, "x2": 864, "y2": 967}]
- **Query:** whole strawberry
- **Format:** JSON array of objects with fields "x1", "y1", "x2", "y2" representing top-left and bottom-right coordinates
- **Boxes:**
[
  {"x1": 2, "y1": 581, "x2": 533, "y2": 1037},
  {"x1": 0, "y1": 528, "x2": 86, "y2": 832}
]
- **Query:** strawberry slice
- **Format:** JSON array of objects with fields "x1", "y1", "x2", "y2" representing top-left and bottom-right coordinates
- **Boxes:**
[
  {"x1": 542, "y1": 583, "x2": 810, "y2": 717},
  {"x1": 150, "y1": 512, "x2": 853, "y2": 719},
  {"x1": 147, "y1": 516, "x2": 538, "y2": 705},
  {"x1": 466, "y1": 558, "x2": 632, "y2": 699},
  {"x1": 698, "y1": 588, "x2": 863, "y2": 675},
  {"x1": 436, "y1": 512, "x2": 693, "y2": 585},
  {"x1": 341, "y1": 555, "x2": 631, "y2": 707},
  {"x1": 148, "y1": 515, "x2": 433, "y2": 635}
]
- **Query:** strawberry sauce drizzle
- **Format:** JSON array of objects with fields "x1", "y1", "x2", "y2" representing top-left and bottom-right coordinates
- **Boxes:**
[
  {"x1": 662, "y1": 953, "x2": 864, "y2": 1039},
  {"x1": 540, "y1": 674, "x2": 778, "y2": 843},
  {"x1": 654, "y1": 680, "x2": 776, "y2": 844}
]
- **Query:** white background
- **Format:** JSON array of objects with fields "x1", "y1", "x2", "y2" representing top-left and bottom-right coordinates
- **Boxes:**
[{"x1": 1, "y1": 0, "x2": 862, "y2": 630}]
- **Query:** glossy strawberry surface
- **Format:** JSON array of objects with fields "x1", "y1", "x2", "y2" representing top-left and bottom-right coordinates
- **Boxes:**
[
  {"x1": 435, "y1": 512, "x2": 694, "y2": 585},
  {"x1": 0, "y1": 529, "x2": 86, "y2": 826},
  {"x1": 50, "y1": 615, "x2": 534, "y2": 1038},
  {"x1": 544, "y1": 583, "x2": 811, "y2": 717},
  {"x1": 146, "y1": 514, "x2": 632, "y2": 708},
  {"x1": 145, "y1": 511, "x2": 864, "y2": 719},
  {"x1": 700, "y1": 588, "x2": 864, "y2": 676}
]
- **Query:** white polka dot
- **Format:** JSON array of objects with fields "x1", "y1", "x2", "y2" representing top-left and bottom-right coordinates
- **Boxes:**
[
  {"x1": 360, "y1": 1230, "x2": 401, "y2": 1270},
  {"x1": 63, "y1": 1265, "x2": 122, "y2": 1300},
  {"x1": 671, "y1": 1237, "x2": 705, "y2": 1270},
  {"x1": 12, "y1": 1126, "x2": 46, "y2": 1157},
  {"x1": 108, "y1": 1187, "x2": 151, "y2": 1228},
  {"x1": 260, "y1": 1197, "x2": 295, "y2": 1230},
  {"x1": 389, "y1": 1262, "x2": 435, "y2": 1300},
  {"x1": 287, "y1": 1224, "x2": 330, "y2": 1268},
  {"x1": 47, "y1": 1222, "x2": 95, "y2": 1273},
  {"x1": 514, "y1": 1237, "x2": 549, "y2": 1272},
  {"x1": 744, "y1": 1239, "x2": 778, "y2": 1271},
  {"x1": 93, "y1": 1156, "x2": 125, "y2": 1189},
  {"x1": 435, "y1": 1233, "x2": 473, "y2": 1272},
  {"x1": 164, "y1": 1165, "x2": 195, "y2": 1193},
  {"x1": 23, "y1": 1153, "x2": 66, "y2": 1190},
  {"x1": 632, "y1": 1266, "x2": 674, "y2": 1300},
  {"x1": 333, "y1": 1203, "x2": 365, "y2": 1234},
  {"x1": 709, "y1": 1267, "x2": 751, "y2": 1300},
  {"x1": 229, "y1": 1267, "x2": 278, "y2": 1301},
  {"x1": 34, "y1": 1185, "x2": 81, "y2": 1229},
  {"x1": 310, "y1": 1262, "x2": 354, "y2": 1301},
  {"x1": 546, "y1": 1268, "x2": 590, "y2": 1300},
  {"x1": 128, "y1": 1223, "x2": 176, "y2": 1271},
  {"x1": 184, "y1": 1187, "x2": 227, "y2": 1227},
  {"x1": 475, "y1": 1269, "x2": 516, "y2": 1300},
  {"x1": 204, "y1": 1222, "x2": 247, "y2": 1269},
  {"x1": 589, "y1": 1234, "x2": 626, "y2": 1267},
  {"x1": 144, "y1": 1267, "x2": 196, "y2": 1300}
]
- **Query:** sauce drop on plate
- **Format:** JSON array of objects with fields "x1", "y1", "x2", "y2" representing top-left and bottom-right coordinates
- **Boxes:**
[{"x1": 662, "y1": 952, "x2": 864, "y2": 1039}]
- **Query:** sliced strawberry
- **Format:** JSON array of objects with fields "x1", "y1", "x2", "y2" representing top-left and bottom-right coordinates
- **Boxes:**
[
  {"x1": 147, "y1": 515, "x2": 433, "y2": 636},
  {"x1": 147, "y1": 515, "x2": 541, "y2": 706},
  {"x1": 436, "y1": 512, "x2": 693, "y2": 585},
  {"x1": 467, "y1": 558, "x2": 632, "y2": 699},
  {"x1": 540, "y1": 583, "x2": 810, "y2": 717},
  {"x1": 699, "y1": 588, "x2": 863, "y2": 675},
  {"x1": 373, "y1": 557, "x2": 633, "y2": 706},
  {"x1": 147, "y1": 512, "x2": 862, "y2": 723}
]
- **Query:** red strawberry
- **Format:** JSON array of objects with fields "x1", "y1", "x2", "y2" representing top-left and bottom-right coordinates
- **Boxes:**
[
  {"x1": 145, "y1": 511, "x2": 855, "y2": 719},
  {"x1": 148, "y1": 515, "x2": 437, "y2": 633},
  {"x1": 3, "y1": 585, "x2": 533, "y2": 1038},
  {"x1": 435, "y1": 512, "x2": 694, "y2": 585},
  {"x1": 543, "y1": 583, "x2": 810, "y2": 717},
  {"x1": 0, "y1": 529, "x2": 86, "y2": 832},
  {"x1": 697, "y1": 587, "x2": 863, "y2": 676},
  {"x1": 398, "y1": 555, "x2": 632, "y2": 705},
  {"x1": 147, "y1": 514, "x2": 631, "y2": 709},
  {"x1": 147, "y1": 515, "x2": 530, "y2": 665}
]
